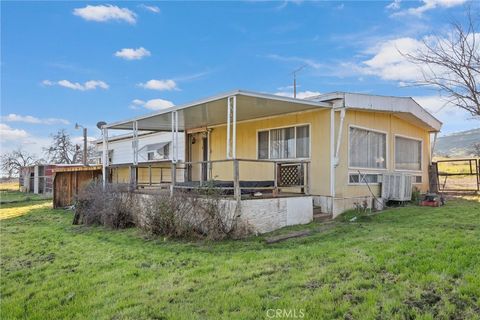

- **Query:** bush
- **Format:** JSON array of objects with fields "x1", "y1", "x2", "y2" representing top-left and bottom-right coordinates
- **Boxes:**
[
  {"x1": 141, "y1": 189, "x2": 251, "y2": 240},
  {"x1": 73, "y1": 183, "x2": 137, "y2": 229},
  {"x1": 73, "y1": 183, "x2": 251, "y2": 239}
]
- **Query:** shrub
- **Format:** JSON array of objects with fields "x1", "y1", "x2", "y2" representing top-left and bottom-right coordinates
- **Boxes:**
[
  {"x1": 141, "y1": 189, "x2": 251, "y2": 240},
  {"x1": 73, "y1": 183, "x2": 137, "y2": 229},
  {"x1": 73, "y1": 182, "x2": 251, "y2": 239}
]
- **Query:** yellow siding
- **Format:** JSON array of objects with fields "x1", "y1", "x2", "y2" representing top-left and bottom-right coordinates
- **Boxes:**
[
  {"x1": 196, "y1": 109, "x2": 332, "y2": 195},
  {"x1": 335, "y1": 111, "x2": 431, "y2": 198}
]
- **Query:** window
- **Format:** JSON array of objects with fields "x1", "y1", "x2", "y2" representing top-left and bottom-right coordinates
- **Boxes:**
[
  {"x1": 414, "y1": 175, "x2": 422, "y2": 184},
  {"x1": 147, "y1": 143, "x2": 170, "y2": 161},
  {"x1": 395, "y1": 136, "x2": 422, "y2": 171},
  {"x1": 349, "y1": 173, "x2": 380, "y2": 184},
  {"x1": 349, "y1": 127, "x2": 386, "y2": 169},
  {"x1": 257, "y1": 125, "x2": 310, "y2": 159}
]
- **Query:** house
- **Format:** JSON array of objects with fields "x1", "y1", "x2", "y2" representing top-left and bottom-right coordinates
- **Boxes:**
[
  {"x1": 94, "y1": 131, "x2": 185, "y2": 188},
  {"x1": 98, "y1": 90, "x2": 442, "y2": 233}
]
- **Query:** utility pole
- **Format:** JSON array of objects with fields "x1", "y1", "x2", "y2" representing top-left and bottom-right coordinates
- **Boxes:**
[
  {"x1": 75, "y1": 123, "x2": 88, "y2": 166},
  {"x1": 292, "y1": 64, "x2": 306, "y2": 98}
]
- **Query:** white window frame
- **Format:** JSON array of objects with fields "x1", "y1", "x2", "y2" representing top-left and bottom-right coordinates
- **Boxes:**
[
  {"x1": 256, "y1": 123, "x2": 311, "y2": 160},
  {"x1": 347, "y1": 125, "x2": 389, "y2": 171},
  {"x1": 347, "y1": 172, "x2": 382, "y2": 186},
  {"x1": 146, "y1": 143, "x2": 170, "y2": 162},
  {"x1": 394, "y1": 134, "x2": 423, "y2": 173}
]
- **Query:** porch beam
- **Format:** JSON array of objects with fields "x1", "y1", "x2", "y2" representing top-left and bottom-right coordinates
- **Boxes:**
[{"x1": 334, "y1": 108, "x2": 346, "y2": 167}]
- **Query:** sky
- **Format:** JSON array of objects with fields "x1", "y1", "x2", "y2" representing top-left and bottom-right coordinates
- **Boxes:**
[{"x1": 1, "y1": 0, "x2": 479, "y2": 160}]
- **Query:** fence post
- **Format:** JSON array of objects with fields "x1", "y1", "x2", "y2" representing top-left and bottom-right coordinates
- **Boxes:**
[
  {"x1": 233, "y1": 159, "x2": 240, "y2": 202},
  {"x1": 428, "y1": 162, "x2": 439, "y2": 193}
]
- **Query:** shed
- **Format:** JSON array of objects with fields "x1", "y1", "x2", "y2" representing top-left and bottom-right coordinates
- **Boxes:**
[{"x1": 53, "y1": 165, "x2": 102, "y2": 208}]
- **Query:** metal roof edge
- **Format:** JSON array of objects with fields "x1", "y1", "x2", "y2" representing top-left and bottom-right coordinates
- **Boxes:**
[{"x1": 105, "y1": 89, "x2": 331, "y2": 129}]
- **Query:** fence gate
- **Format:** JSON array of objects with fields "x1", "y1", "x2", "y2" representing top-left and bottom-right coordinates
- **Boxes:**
[{"x1": 435, "y1": 158, "x2": 480, "y2": 192}]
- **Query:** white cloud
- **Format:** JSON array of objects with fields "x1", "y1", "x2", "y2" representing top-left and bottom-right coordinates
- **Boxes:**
[
  {"x1": 274, "y1": 90, "x2": 322, "y2": 99},
  {"x1": 43, "y1": 80, "x2": 109, "y2": 91},
  {"x1": 1, "y1": 114, "x2": 70, "y2": 125},
  {"x1": 138, "y1": 79, "x2": 178, "y2": 91},
  {"x1": 129, "y1": 98, "x2": 174, "y2": 110},
  {"x1": 115, "y1": 47, "x2": 151, "y2": 60},
  {"x1": 361, "y1": 37, "x2": 428, "y2": 82},
  {"x1": 0, "y1": 124, "x2": 29, "y2": 141},
  {"x1": 73, "y1": 5, "x2": 137, "y2": 24},
  {"x1": 414, "y1": 95, "x2": 479, "y2": 133},
  {"x1": 139, "y1": 4, "x2": 160, "y2": 13},
  {"x1": 144, "y1": 99, "x2": 175, "y2": 110},
  {"x1": 386, "y1": 0, "x2": 401, "y2": 10},
  {"x1": 392, "y1": 0, "x2": 467, "y2": 16}
]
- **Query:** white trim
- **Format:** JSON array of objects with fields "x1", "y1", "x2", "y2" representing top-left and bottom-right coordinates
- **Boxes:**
[
  {"x1": 347, "y1": 124, "x2": 389, "y2": 171},
  {"x1": 393, "y1": 134, "x2": 423, "y2": 173},
  {"x1": 255, "y1": 123, "x2": 312, "y2": 160},
  {"x1": 347, "y1": 172, "x2": 382, "y2": 186},
  {"x1": 330, "y1": 109, "x2": 335, "y2": 198}
]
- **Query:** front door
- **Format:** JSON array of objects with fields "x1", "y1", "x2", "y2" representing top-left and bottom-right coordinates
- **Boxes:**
[{"x1": 187, "y1": 132, "x2": 209, "y2": 182}]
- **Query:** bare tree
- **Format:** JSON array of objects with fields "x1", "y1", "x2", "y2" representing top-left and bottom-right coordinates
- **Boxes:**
[
  {"x1": 44, "y1": 129, "x2": 79, "y2": 164},
  {"x1": 1, "y1": 149, "x2": 38, "y2": 178},
  {"x1": 472, "y1": 142, "x2": 480, "y2": 157},
  {"x1": 44, "y1": 129, "x2": 96, "y2": 165},
  {"x1": 404, "y1": 7, "x2": 480, "y2": 117}
]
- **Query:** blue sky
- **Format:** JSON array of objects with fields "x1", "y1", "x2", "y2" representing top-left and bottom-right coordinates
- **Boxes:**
[{"x1": 1, "y1": 0, "x2": 479, "y2": 157}]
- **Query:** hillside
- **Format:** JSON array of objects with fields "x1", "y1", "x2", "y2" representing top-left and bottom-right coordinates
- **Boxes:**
[{"x1": 434, "y1": 128, "x2": 480, "y2": 157}]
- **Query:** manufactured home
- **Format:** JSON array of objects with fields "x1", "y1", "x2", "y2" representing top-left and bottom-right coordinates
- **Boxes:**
[{"x1": 98, "y1": 90, "x2": 442, "y2": 233}]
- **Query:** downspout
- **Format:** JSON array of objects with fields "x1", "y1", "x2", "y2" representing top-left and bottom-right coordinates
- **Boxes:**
[
  {"x1": 334, "y1": 108, "x2": 346, "y2": 167},
  {"x1": 330, "y1": 107, "x2": 335, "y2": 201}
]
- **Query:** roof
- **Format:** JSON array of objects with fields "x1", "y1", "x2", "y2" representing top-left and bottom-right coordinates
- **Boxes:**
[
  {"x1": 308, "y1": 91, "x2": 442, "y2": 132},
  {"x1": 105, "y1": 89, "x2": 331, "y2": 131},
  {"x1": 52, "y1": 165, "x2": 103, "y2": 173},
  {"x1": 104, "y1": 89, "x2": 442, "y2": 133}
]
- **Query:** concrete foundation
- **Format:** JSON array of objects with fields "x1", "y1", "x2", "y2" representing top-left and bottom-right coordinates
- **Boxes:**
[{"x1": 313, "y1": 195, "x2": 385, "y2": 218}]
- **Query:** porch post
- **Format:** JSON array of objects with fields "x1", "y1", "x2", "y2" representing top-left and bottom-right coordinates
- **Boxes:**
[
  {"x1": 233, "y1": 159, "x2": 240, "y2": 202},
  {"x1": 102, "y1": 127, "x2": 109, "y2": 190},
  {"x1": 131, "y1": 121, "x2": 139, "y2": 189},
  {"x1": 232, "y1": 95, "x2": 237, "y2": 159},
  {"x1": 170, "y1": 111, "x2": 178, "y2": 196},
  {"x1": 226, "y1": 97, "x2": 231, "y2": 159}
]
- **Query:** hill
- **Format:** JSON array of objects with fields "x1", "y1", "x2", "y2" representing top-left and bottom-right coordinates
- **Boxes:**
[{"x1": 434, "y1": 128, "x2": 480, "y2": 157}]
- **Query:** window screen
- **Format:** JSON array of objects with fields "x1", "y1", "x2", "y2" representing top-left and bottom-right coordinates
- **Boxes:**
[
  {"x1": 258, "y1": 131, "x2": 269, "y2": 159},
  {"x1": 296, "y1": 125, "x2": 309, "y2": 158},
  {"x1": 270, "y1": 127, "x2": 295, "y2": 159},
  {"x1": 349, "y1": 127, "x2": 386, "y2": 169},
  {"x1": 395, "y1": 136, "x2": 421, "y2": 171}
]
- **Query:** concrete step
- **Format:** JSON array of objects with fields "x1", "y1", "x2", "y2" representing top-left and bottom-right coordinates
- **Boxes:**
[{"x1": 313, "y1": 212, "x2": 333, "y2": 222}]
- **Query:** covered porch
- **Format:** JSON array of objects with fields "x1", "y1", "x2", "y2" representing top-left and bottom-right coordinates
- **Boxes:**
[{"x1": 102, "y1": 90, "x2": 331, "y2": 200}]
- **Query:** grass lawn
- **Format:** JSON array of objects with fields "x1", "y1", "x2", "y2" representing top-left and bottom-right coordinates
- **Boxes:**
[
  {"x1": 0, "y1": 190, "x2": 50, "y2": 206},
  {"x1": 1, "y1": 195, "x2": 479, "y2": 319}
]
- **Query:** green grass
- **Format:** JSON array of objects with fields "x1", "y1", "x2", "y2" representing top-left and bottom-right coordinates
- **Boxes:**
[
  {"x1": 0, "y1": 190, "x2": 50, "y2": 205},
  {"x1": 1, "y1": 198, "x2": 479, "y2": 320}
]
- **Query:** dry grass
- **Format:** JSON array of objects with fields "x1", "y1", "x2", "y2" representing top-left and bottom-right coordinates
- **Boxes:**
[
  {"x1": 0, "y1": 201, "x2": 52, "y2": 220},
  {"x1": 0, "y1": 181, "x2": 19, "y2": 191}
]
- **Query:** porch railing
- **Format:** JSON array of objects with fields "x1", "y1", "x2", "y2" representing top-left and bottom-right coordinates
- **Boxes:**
[{"x1": 172, "y1": 158, "x2": 310, "y2": 201}]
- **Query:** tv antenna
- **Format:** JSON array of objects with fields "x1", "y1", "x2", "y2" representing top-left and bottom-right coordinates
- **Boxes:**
[{"x1": 291, "y1": 64, "x2": 306, "y2": 98}]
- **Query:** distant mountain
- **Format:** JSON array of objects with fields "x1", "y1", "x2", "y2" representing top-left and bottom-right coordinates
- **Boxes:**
[{"x1": 434, "y1": 128, "x2": 480, "y2": 157}]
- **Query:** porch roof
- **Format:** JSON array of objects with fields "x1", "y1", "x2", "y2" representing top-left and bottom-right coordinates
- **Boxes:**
[{"x1": 105, "y1": 90, "x2": 331, "y2": 131}]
